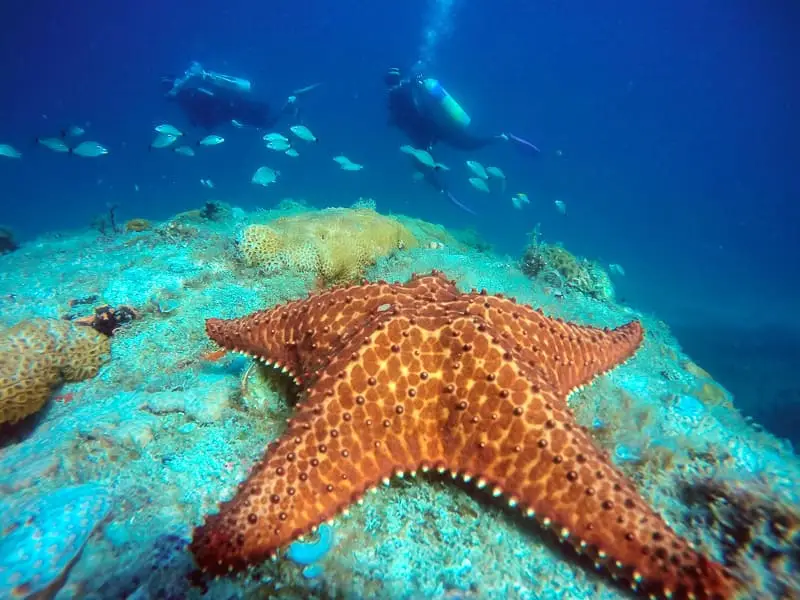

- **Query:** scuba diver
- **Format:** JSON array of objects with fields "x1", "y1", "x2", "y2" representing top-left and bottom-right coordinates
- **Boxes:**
[
  {"x1": 161, "y1": 61, "x2": 301, "y2": 131},
  {"x1": 384, "y1": 66, "x2": 540, "y2": 154}
]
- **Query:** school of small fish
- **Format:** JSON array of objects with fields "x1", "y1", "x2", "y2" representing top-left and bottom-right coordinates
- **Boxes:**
[{"x1": 3, "y1": 110, "x2": 571, "y2": 220}]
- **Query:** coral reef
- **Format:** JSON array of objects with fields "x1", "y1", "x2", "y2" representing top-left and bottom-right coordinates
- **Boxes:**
[
  {"x1": 521, "y1": 230, "x2": 614, "y2": 301},
  {"x1": 0, "y1": 319, "x2": 110, "y2": 425},
  {"x1": 0, "y1": 204, "x2": 795, "y2": 600},
  {"x1": 238, "y1": 207, "x2": 418, "y2": 285}
]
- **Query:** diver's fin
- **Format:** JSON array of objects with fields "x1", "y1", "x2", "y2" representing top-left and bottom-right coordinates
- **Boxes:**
[
  {"x1": 507, "y1": 132, "x2": 541, "y2": 154},
  {"x1": 444, "y1": 191, "x2": 477, "y2": 215}
]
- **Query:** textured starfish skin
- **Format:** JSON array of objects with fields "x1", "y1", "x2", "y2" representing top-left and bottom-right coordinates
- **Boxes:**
[{"x1": 191, "y1": 272, "x2": 740, "y2": 600}]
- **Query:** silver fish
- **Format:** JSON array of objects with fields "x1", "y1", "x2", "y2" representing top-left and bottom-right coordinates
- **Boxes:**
[
  {"x1": 0, "y1": 144, "x2": 21, "y2": 159},
  {"x1": 263, "y1": 132, "x2": 289, "y2": 143},
  {"x1": 486, "y1": 166, "x2": 505, "y2": 179},
  {"x1": 466, "y1": 160, "x2": 488, "y2": 180},
  {"x1": 486, "y1": 166, "x2": 506, "y2": 192},
  {"x1": 150, "y1": 133, "x2": 178, "y2": 149},
  {"x1": 266, "y1": 140, "x2": 292, "y2": 151},
  {"x1": 284, "y1": 148, "x2": 300, "y2": 158},
  {"x1": 174, "y1": 145, "x2": 195, "y2": 157},
  {"x1": 332, "y1": 156, "x2": 363, "y2": 171},
  {"x1": 408, "y1": 147, "x2": 437, "y2": 169},
  {"x1": 71, "y1": 141, "x2": 108, "y2": 157},
  {"x1": 63, "y1": 125, "x2": 85, "y2": 137},
  {"x1": 289, "y1": 125, "x2": 317, "y2": 143},
  {"x1": 37, "y1": 137, "x2": 70, "y2": 153},
  {"x1": 468, "y1": 177, "x2": 490, "y2": 193},
  {"x1": 554, "y1": 199, "x2": 566, "y2": 214},
  {"x1": 252, "y1": 166, "x2": 279, "y2": 186},
  {"x1": 231, "y1": 119, "x2": 244, "y2": 128},
  {"x1": 198, "y1": 134, "x2": 224, "y2": 146},
  {"x1": 154, "y1": 124, "x2": 183, "y2": 136}
]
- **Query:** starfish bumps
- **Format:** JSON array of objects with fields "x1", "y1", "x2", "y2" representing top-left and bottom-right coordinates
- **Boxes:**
[{"x1": 191, "y1": 271, "x2": 740, "y2": 599}]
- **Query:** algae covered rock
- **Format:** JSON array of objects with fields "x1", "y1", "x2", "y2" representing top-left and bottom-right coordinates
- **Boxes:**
[{"x1": 521, "y1": 241, "x2": 615, "y2": 301}]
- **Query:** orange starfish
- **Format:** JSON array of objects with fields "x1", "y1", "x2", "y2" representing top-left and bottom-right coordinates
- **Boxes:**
[{"x1": 191, "y1": 271, "x2": 740, "y2": 599}]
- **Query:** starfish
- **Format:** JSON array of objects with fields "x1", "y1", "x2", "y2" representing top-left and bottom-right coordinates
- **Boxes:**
[{"x1": 191, "y1": 271, "x2": 740, "y2": 600}]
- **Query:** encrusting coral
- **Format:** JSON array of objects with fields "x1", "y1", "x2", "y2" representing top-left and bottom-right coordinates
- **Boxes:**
[
  {"x1": 124, "y1": 218, "x2": 152, "y2": 233},
  {"x1": 238, "y1": 207, "x2": 418, "y2": 286},
  {"x1": 0, "y1": 319, "x2": 110, "y2": 425}
]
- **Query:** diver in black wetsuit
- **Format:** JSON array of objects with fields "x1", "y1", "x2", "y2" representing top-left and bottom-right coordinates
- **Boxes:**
[
  {"x1": 384, "y1": 67, "x2": 539, "y2": 153},
  {"x1": 161, "y1": 61, "x2": 299, "y2": 131},
  {"x1": 164, "y1": 85, "x2": 287, "y2": 130}
]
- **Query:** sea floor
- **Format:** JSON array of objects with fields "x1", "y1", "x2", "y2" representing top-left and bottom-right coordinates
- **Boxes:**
[{"x1": 0, "y1": 201, "x2": 797, "y2": 600}]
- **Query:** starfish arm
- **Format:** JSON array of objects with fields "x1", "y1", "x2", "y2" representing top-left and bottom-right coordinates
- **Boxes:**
[
  {"x1": 460, "y1": 294, "x2": 644, "y2": 396},
  {"x1": 205, "y1": 277, "x2": 459, "y2": 388},
  {"x1": 206, "y1": 311, "x2": 304, "y2": 385},
  {"x1": 192, "y1": 311, "x2": 448, "y2": 574},
  {"x1": 190, "y1": 406, "x2": 371, "y2": 574},
  {"x1": 434, "y1": 315, "x2": 740, "y2": 599}
]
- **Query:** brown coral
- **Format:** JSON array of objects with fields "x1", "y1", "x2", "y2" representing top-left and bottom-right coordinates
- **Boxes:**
[
  {"x1": 239, "y1": 207, "x2": 418, "y2": 285},
  {"x1": 124, "y1": 218, "x2": 151, "y2": 232},
  {"x1": 0, "y1": 319, "x2": 110, "y2": 425}
]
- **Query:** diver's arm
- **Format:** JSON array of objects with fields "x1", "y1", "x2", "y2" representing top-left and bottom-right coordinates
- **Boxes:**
[{"x1": 166, "y1": 61, "x2": 204, "y2": 97}]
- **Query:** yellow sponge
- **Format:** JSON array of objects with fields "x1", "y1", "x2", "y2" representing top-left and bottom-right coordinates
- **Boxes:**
[
  {"x1": 0, "y1": 320, "x2": 110, "y2": 425},
  {"x1": 240, "y1": 207, "x2": 418, "y2": 285}
]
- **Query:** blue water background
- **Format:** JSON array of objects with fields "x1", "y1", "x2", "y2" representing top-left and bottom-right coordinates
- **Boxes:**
[{"x1": 1, "y1": 0, "x2": 798, "y2": 439}]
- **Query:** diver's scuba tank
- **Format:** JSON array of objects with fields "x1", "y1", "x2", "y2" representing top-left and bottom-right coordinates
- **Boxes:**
[
  {"x1": 414, "y1": 77, "x2": 472, "y2": 131},
  {"x1": 202, "y1": 69, "x2": 253, "y2": 94}
]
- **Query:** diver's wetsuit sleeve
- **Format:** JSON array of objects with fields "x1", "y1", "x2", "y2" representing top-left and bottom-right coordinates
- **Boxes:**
[
  {"x1": 387, "y1": 85, "x2": 411, "y2": 126},
  {"x1": 387, "y1": 84, "x2": 439, "y2": 149}
]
